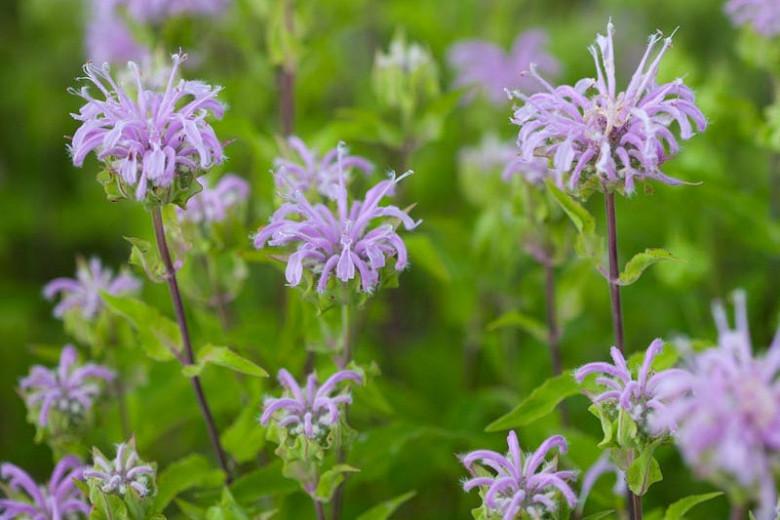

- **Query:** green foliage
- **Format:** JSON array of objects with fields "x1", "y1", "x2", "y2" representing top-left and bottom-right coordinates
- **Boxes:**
[
  {"x1": 356, "y1": 490, "x2": 416, "y2": 520},
  {"x1": 101, "y1": 292, "x2": 180, "y2": 361},
  {"x1": 182, "y1": 344, "x2": 268, "y2": 378},
  {"x1": 664, "y1": 492, "x2": 724, "y2": 520},
  {"x1": 617, "y1": 248, "x2": 678, "y2": 286},
  {"x1": 314, "y1": 464, "x2": 360, "y2": 502},
  {"x1": 485, "y1": 372, "x2": 579, "y2": 431},
  {"x1": 155, "y1": 454, "x2": 225, "y2": 512}
]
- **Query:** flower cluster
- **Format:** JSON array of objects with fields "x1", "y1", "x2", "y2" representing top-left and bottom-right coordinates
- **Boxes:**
[
  {"x1": 122, "y1": 0, "x2": 230, "y2": 23},
  {"x1": 448, "y1": 29, "x2": 560, "y2": 105},
  {"x1": 84, "y1": 440, "x2": 156, "y2": 497},
  {"x1": 254, "y1": 167, "x2": 420, "y2": 294},
  {"x1": 576, "y1": 338, "x2": 686, "y2": 437},
  {"x1": 661, "y1": 291, "x2": 780, "y2": 520},
  {"x1": 274, "y1": 138, "x2": 373, "y2": 200},
  {"x1": 43, "y1": 257, "x2": 140, "y2": 320},
  {"x1": 460, "y1": 431, "x2": 577, "y2": 519},
  {"x1": 725, "y1": 0, "x2": 780, "y2": 37},
  {"x1": 0, "y1": 456, "x2": 89, "y2": 519},
  {"x1": 261, "y1": 369, "x2": 363, "y2": 440},
  {"x1": 69, "y1": 52, "x2": 225, "y2": 202},
  {"x1": 177, "y1": 173, "x2": 249, "y2": 223},
  {"x1": 510, "y1": 22, "x2": 706, "y2": 194},
  {"x1": 372, "y1": 33, "x2": 440, "y2": 114},
  {"x1": 20, "y1": 345, "x2": 115, "y2": 428}
]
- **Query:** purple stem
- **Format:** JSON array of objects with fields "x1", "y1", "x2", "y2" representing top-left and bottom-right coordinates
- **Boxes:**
[
  {"x1": 604, "y1": 192, "x2": 640, "y2": 520},
  {"x1": 151, "y1": 207, "x2": 233, "y2": 481},
  {"x1": 314, "y1": 499, "x2": 326, "y2": 520}
]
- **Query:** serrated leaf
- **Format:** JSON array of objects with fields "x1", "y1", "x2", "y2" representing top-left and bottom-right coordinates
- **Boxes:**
[
  {"x1": 101, "y1": 292, "x2": 179, "y2": 361},
  {"x1": 183, "y1": 345, "x2": 268, "y2": 378},
  {"x1": 485, "y1": 372, "x2": 579, "y2": 431},
  {"x1": 486, "y1": 310, "x2": 547, "y2": 342},
  {"x1": 356, "y1": 490, "x2": 416, "y2": 520},
  {"x1": 627, "y1": 451, "x2": 662, "y2": 496},
  {"x1": 314, "y1": 464, "x2": 360, "y2": 503},
  {"x1": 664, "y1": 492, "x2": 723, "y2": 520},
  {"x1": 617, "y1": 248, "x2": 678, "y2": 286},
  {"x1": 155, "y1": 454, "x2": 225, "y2": 512}
]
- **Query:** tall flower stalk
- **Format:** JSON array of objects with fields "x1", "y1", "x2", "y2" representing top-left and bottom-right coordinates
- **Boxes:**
[{"x1": 151, "y1": 207, "x2": 232, "y2": 480}]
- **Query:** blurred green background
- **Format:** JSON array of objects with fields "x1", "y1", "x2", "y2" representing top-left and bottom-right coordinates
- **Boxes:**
[{"x1": 1, "y1": 0, "x2": 777, "y2": 517}]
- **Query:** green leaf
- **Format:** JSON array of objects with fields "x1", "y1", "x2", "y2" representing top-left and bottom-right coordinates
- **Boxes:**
[
  {"x1": 627, "y1": 451, "x2": 662, "y2": 496},
  {"x1": 583, "y1": 512, "x2": 616, "y2": 520},
  {"x1": 314, "y1": 464, "x2": 360, "y2": 503},
  {"x1": 154, "y1": 455, "x2": 225, "y2": 512},
  {"x1": 182, "y1": 345, "x2": 268, "y2": 378},
  {"x1": 485, "y1": 372, "x2": 579, "y2": 431},
  {"x1": 618, "y1": 248, "x2": 678, "y2": 286},
  {"x1": 101, "y1": 292, "x2": 179, "y2": 361},
  {"x1": 486, "y1": 310, "x2": 547, "y2": 343},
  {"x1": 229, "y1": 461, "x2": 299, "y2": 504},
  {"x1": 221, "y1": 400, "x2": 266, "y2": 463},
  {"x1": 356, "y1": 490, "x2": 416, "y2": 520},
  {"x1": 664, "y1": 492, "x2": 724, "y2": 520},
  {"x1": 405, "y1": 234, "x2": 450, "y2": 283},
  {"x1": 588, "y1": 405, "x2": 615, "y2": 448},
  {"x1": 126, "y1": 236, "x2": 166, "y2": 283},
  {"x1": 547, "y1": 181, "x2": 596, "y2": 235},
  {"x1": 616, "y1": 409, "x2": 638, "y2": 448}
]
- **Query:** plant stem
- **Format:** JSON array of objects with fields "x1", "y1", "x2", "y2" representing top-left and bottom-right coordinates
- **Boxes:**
[
  {"x1": 729, "y1": 504, "x2": 745, "y2": 520},
  {"x1": 151, "y1": 207, "x2": 233, "y2": 481},
  {"x1": 543, "y1": 261, "x2": 568, "y2": 425},
  {"x1": 331, "y1": 303, "x2": 352, "y2": 520},
  {"x1": 314, "y1": 498, "x2": 326, "y2": 520},
  {"x1": 278, "y1": 0, "x2": 295, "y2": 136},
  {"x1": 604, "y1": 192, "x2": 640, "y2": 520}
]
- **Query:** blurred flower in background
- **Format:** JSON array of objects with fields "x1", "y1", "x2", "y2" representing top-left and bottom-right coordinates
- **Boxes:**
[
  {"x1": 177, "y1": 173, "x2": 249, "y2": 224},
  {"x1": 44, "y1": 257, "x2": 140, "y2": 320},
  {"x1": 448, "y1": 29, "x2": 560, "y2": 105},
  {"x1": 86, "y1": 0, "x2": 148, "y2": 64},
  {"x1": 0, "y1": 456, "x2": 89, "y2": 519},
  {"x1": 20, "y1": 345, "x2": 115, "y2": 428},
  {"x1": 122, "y1": 0, "x2": 230, "y2": 24},
  {"x1": 725, "y1": 0, "x2": 780, "y2": 37}
]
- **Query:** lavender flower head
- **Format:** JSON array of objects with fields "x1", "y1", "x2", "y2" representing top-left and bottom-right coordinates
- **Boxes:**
[
  {"x1": 576, "y1": 338, "x2": 686, "y2": 437},
  {"x1": 261, "y1": 369, "x2": 363, "y2": 440},
  {"x1": 84, "y1": 440, "x2": 155, "y2": 497},
  {"x1": 121, "y1": 0, "x2": 230, "y2": 23},
  {"x1": 86, "y1": 0, "x2": 148, "y2": 65},
  {"x1": 0, "y1": 456, "x2": 89, "y2": 520},
  {"x1": 448, "y1": 29, "x2": 560, "y2": 105},
  {"x1": 577, "y1": 453, "x2": 626, "y2": 513},
  {"x1": 510, "y1": 21, "x2": 706, "y2": 194},
  {"x1": 274, "y1": 138, "x2": 373, "y2": 200},
  {"x1": 43, "y1": 257, "x2": 140, "y2": 320},
  {"x1": 254, "y1": 157, "x2": 420, "y2": 294},
  {"x1": 69, "y1": 52, "x2": 225, "y2": 202},
  {"x1": 177, "y1": 173, "x2": 249, "y2": 223},
  {"x1": 460, "y1": 431, "x2": 577, "y2": 519},
  {"x1": 458, "y1": 134, "x2": 548, "y2": 185},
  {"x1": 660, "y1": 291, "x2": 780, "y2": 520},
  {"x1": 725, "y1": 0, "x2": 780, "y2": 37},
  {"x1": 20, "y1": 345, "x2": 115, "y2": 428}
]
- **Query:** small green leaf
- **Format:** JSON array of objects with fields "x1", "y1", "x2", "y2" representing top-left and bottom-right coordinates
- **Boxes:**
[
  {"x1": 664, "y1": 492, "x2": 724, "y2": 520},
  {"x1": 126, "y1": 236, "x2": 166, "y2": 283},
  {"x1": 155, "y1": 455, "x2": 224, "y2": 512},
  {"x1": 221, "y1": 400, "x2": 266, "y2": 463},
  {"x1": 616, "y1": 409, "x2": 638, "y2": 448},
  {"x1": 486, "y1": 310, "x2": 547, "y2": 342},
  {"x1": 229, "y1": 461, "x2": 299, "y2": 504},
  {"x1": 315, "y1": 464, "x2": 360, "y2": 503},
  {"x1": 617, "y1": 248, "x2": 678, "y2": 286},
  {"x1": 101, "y1": 292, "x2": 179, "y2": 361},
  {"x1": 583, "y1": 512, "x2": 616, "y2": 520},
  {"x1": 356, "y1": 490, "x2": 416, "y2": 520},
  {"x1": 485, "y1": 372, "x2": 579, "y2": 431},
  {"x1": 627, "y1": 451, "x2": 662, "y2": 496},
  {"x1": 547, "y1": 181, "x2": 596, "y2": 235},
  {"x1": 588, "y1": 405, "x2": 615, "y2": 448},
  {"x1": 183, "y1": 345, "x2": 268, "y2": 378}
]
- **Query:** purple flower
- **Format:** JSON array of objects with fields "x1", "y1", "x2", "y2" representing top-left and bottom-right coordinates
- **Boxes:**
[
  {"x1": 122, "y1": 0, "x2": 230, "y2": 23},
  {"x1": 84, "y1": 440, "x2": 155, "y2": 497},
  {"x1": 460, "y1": 431, "x2": 577, "y2": 519},
  {"x1": 69, "y1": 52, "x2": 225, "y2": 201},
  {"x1": 43, "y1": 257, "x2": 140, "y2": 320},
  {"x1": 458, "y1": 134, "x2": 548, "y2": 185},
  {"x1": 177, "y1": 173, "x2": 249, "y2": 223},
  {"x1": 86, "y1": 0, "x2": 148, "y2": 65},
  {"x1": 510, "y1": 21, "x2": 707, "y2": 194},
  {"x1": 660, "y1": 291, "x2": 780, "y2": 520},
  {"x1": 261, "y1": 368, "x2": 363, "y2": 439},
  {"x1": 274, "y1": 138, "x2": 373, "y2": 200},
  {"x1": 577, "y1": 453, "x2": 626, "y2": 513},
  {"x1": 20, "y1": 345, "x2": 115, "y2": 428},
  {"x1": 725, "y1": 0, "x2": 780, "y2": 36},
  {"x1": 254, "y1": 167, "x2": 420, "y2": 294},
  {"x1": 576, "y1": 338, "x2": 686, "y2": 436},
  {"x1": 448, "y1": 29, "x2": 560, "y2": 105},
  {"x1": 0, "y1": 456, "x2": 89, "y2": 520}
]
